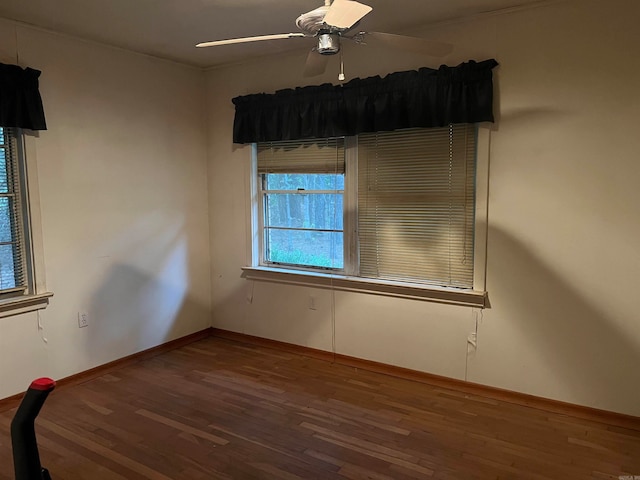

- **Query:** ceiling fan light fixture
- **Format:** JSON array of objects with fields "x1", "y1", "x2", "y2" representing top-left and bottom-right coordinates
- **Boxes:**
[{"x1": 317, "y1": 32, "x2": 341, "y2": 55}]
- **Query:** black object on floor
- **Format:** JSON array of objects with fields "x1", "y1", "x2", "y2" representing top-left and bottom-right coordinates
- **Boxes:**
[{"x1": 11, "y1": 378, "x2": 56, "y2": 480}]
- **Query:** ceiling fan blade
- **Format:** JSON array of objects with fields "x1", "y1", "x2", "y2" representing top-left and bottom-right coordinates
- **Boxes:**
[
  {"x1": 303, "y1": 49, "x2": 330, "y2": 77},
  {"x1": 196, "y1": 33, "x2": 306, "y2": 48},
  {"x1": 359, "y1": 32, "x2": 453, "y2": 57},
  {"x1": 323, "y1": 0, "x2": 372, "y2": 30}
]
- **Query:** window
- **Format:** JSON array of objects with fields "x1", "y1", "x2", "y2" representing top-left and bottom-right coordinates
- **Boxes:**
[
  {"x1": 249, "y1": 124, "x2": 487, "y2": 305},
  {"x1": 358, "y1": 125, "x2": 476, "y2": 289},
  {"x1": 258, "y1": 138, "x2": 346, "y2": 271},
  {"x1": 0, "y1": 127, "x2": 33, "y2": 297}
]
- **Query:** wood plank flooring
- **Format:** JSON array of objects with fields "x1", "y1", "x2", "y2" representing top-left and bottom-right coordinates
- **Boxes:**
[{"x1": 1, "y1": 336, "x2": 639, "y2": 479}]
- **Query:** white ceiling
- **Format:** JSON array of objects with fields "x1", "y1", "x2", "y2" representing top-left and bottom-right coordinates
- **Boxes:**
[{"x1": 0, "y1": 0, "x2": 544, "y2": 68}]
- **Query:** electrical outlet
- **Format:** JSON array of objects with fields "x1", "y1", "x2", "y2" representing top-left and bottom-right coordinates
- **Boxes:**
[{"x1": 78, "y1": 311, "x2": 89, "y2": 328}]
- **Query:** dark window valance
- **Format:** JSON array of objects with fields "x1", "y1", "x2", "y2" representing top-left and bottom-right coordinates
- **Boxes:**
[
  {"x1": 232, "y1": 59, "x2": 498, "y2": 144},
  {"x1": 0, "y1": 63, "x2": 47, "y2": 131}
]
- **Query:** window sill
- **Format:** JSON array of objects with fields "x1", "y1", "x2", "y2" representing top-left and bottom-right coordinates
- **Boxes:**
[
  {"x1": 0, "y1": 292, "x2": 54, "y2": 319},
  {"x1": 241, "y1": 267, "x2": 486, "y2": 308}
]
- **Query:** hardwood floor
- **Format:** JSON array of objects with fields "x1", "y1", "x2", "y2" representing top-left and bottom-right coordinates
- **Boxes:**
[{"x1": 1, "y1": 336, "x2": 639, "y2": 479}]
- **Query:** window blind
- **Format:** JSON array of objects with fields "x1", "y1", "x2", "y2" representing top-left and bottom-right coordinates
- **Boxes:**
[
  {"x1": 0, "y1": 127, "x2": 28, "y2": 293},
  {"x1": 358, "y1": 124, "x2": 476, "y2": 288},
  {"x1": 257, "y1": 137, "x2": 345, "y2": 174}
]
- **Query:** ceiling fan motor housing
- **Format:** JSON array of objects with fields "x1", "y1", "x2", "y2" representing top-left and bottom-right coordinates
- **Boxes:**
[{"x1": 317, "y1": 32, "x2": 341, "y2": 55}]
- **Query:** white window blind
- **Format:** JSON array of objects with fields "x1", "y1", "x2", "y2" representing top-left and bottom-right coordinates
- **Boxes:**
[
  {"x1": 0, "y1": 127, "x2": 29, "y2": 294},
  {"x1": 257, "y1": 138, "x2": 345, "y2": 174},
  {"x1": 357, "y1": 124, "x2": 477, "y2": 288}
]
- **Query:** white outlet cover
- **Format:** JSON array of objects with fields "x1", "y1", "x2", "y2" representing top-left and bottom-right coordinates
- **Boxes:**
[{"x1": 78, "y1": 311, "x2": 89, "y2": 328}]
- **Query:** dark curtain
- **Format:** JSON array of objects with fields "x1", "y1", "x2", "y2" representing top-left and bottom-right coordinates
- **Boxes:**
[
  {"x1": 233, "y1": 59, "x2": 498, "y2": 144},
  {"x1": 0, "y1": 63, "x2": 47, "y2": 130}
]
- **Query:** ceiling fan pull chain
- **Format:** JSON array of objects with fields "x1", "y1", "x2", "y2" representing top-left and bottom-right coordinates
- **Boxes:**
[{"x1": 338, "y1": 48, "x2": 345, "y2": 82}]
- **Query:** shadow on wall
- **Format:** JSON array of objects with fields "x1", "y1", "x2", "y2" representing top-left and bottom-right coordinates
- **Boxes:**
[
  {"x1": 487, "y1": 225, "x2": 639, "y2": 414},
  {"x1": 86, "y1": 262, "x2": 209, "y2": 366},
  {"x1": 74, "y1": 209, "x2": 211, "y2": 367}
]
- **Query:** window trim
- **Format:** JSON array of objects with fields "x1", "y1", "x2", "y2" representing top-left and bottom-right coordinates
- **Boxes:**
[
  {"x1": 241, "y1": 266, "x2": 487, "y2": 308},
  {"x1": 245, "y1": 125, "x2": 491, "y2": 308},
  {"x1": 0, "y1": 291, "x2": 53, "y2": 318},
  {"x1": 473, "y1": 126, "x2": 490, "y2": 293},
  {"x1": 0, "y1": 130, "x2": 53, "y2": 318}
]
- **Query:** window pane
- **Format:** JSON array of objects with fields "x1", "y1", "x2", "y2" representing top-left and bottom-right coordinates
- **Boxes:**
[
  {"x1": 0, "y1": 149, "x2": 8, "y2": 193},
  {"x1": 265, "y1": 173, "x2": 344, "y2": 191},
  {"x1": 265, "y1": 229, "x2": 343, "y2": 269},
  {"x1": 0, "y1": 198, "x2": 13, "y2": 243},
  {"x1": 0, "y1": 244, "x2": 16, "y2": 289},
  {"x1": 265, "y1": 193, "x2": 343, "y2": 230},
  {"x1": 0, "y1": 128, "x2": 28, "y2": 293}
]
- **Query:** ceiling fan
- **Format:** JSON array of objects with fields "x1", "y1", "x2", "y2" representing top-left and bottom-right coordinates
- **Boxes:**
[{"x1": 196, "y1": 0, "x2": 453, "y2": 80}]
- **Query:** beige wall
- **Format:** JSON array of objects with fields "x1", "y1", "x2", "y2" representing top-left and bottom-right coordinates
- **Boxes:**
[
  {"x1": 0, "y1": 21, "x2": 211, "y2": 398},
  {"x1": 206, "y1": 0, "x2": 640, "y2": 416}
]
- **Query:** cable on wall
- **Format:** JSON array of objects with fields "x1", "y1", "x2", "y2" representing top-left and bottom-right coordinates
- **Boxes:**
[
  {"x1": 37, "y1": 310, "x2": 48, "y2": 344},
  {"x1": 246, "y1": 279, "x2": 255, "y2": 304},
  {"x1": 14, "y1": 25, "x2": 20, "y2": 65},
  {"x1": 465, "y1": 307, "x2": 482, "y2": 381}
]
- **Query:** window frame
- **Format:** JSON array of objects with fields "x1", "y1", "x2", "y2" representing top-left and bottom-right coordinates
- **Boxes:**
[
  {"x1": 245, "y1": 126, "x2": 490, "y2": 308},
  {"x1": 0, "y1": 128, "x2": 52, "y2": 318}
]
